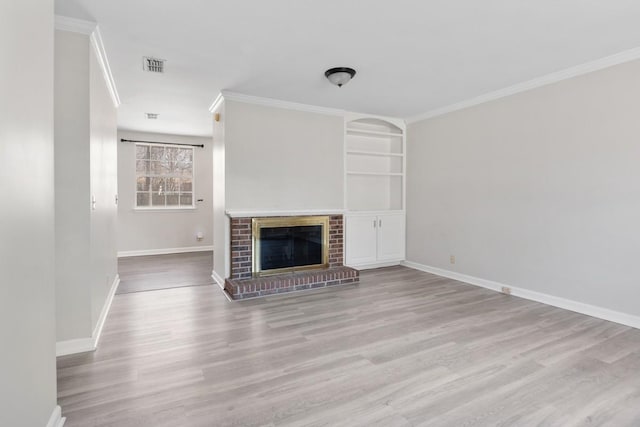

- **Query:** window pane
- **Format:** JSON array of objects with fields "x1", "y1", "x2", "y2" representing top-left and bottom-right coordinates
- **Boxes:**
[
  {"x1": 180, "y1": 164, "x2": 193, "y2": 177},
  {"x1": 166, "y1": 193, "x2": 179, "y2": 206},
  {"x1": 136, "y1": 192, "x2": 150, "y2": 206},
  {"x1": 136, "y1": 160, "x2": 149, "y2": 174},
  {"x1": 180, "y1": 178, "x2": 192, "y2": 192},
  {"x1": 151, "y1": 161, "x2": 169, "y2": 175},
  {"x1": 136, "y1": 177, "x2": 150, "y2": 191},
  {"x1": 151, "y1": 177, "x2": 165, "y2": 192},
  {"x1": 136, "y1": 145, "x2": 194, "y2": 209},
  {"x1": 165, "y1": 177, "x2": 180, "y2": 192},
  {"x1": 180, "y1": 193, "x2": 192, "y2": 206},
  {"x1": 150, "y1": 146, "x2": 164, "y2": 160},
  {"x1": 166, "y1": 161, "x2": 179, "y2": 175},
  {"x1": 151, "y1": 193, "x2": 165, "y2": 206},
  {"x1": 165, "y1": 147, "x2": 179, "y2": 161},
  {"x1": 136, "y1": 145, "x2": 150, "y2": 159}
]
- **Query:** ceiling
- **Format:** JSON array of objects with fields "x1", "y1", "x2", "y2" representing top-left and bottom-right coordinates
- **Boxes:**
[{"x1": 55, "y1": 0, "x2": 640, "y2": 137}]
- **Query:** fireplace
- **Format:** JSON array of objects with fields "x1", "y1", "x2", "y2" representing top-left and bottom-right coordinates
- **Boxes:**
[
  {"x1": 225, "y1": 214, "x2": 359, "y2": 299},
  {"x1": 252, "y1": 216, "x2": 329, "y2": 276}
]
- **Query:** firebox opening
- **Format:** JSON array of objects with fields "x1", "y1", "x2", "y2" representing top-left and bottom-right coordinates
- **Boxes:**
[{"x1": 252, "y1": 216, "x2": 329, "y2": 276}]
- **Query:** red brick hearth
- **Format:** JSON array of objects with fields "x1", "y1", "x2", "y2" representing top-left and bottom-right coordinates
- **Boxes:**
[{"x1": 225, "y1": 215, "x2": 359, "y2": 299}]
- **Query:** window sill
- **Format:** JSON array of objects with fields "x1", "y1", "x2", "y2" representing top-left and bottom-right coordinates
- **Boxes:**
[{"x1": 132, "y1": 206, "x2": 197, "y2": 212}]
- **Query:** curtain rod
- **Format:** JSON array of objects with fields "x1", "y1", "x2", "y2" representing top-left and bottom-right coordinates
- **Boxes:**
[{"x1": 120, "y1": 138, "x2": 204, "y2": 148}]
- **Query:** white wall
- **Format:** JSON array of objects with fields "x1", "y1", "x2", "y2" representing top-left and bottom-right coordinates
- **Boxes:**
[
  {"x1": 89, "y1": 41, "x2": 119, "y2": 328},
  {"x1": 54, "y1": 29, "x2": 118, "y2": 346},
  {"x1": 212, "y1": 103, "x2": 228, "y2": 281},
  {"x1": 117, "y1": 130, "x2": 213, "y2": 254},
  {"x1": 407, "y1": 58, "x2": 640, "y2": 318},
  {"x1": 55, "y1": 30, "x2": 92, "y2": 340},
  {"x1": 0, "y1": 0, "x2": 58, "y2": 425},
  {"x1": 225, "y1": 100, "x2": 344, "y2": 211}
]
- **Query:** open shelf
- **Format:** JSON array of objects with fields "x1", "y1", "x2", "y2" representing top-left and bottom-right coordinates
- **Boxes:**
[
  {"x1": 347, "y1": 171, "x2": 403, "y2": 176},
  {"x1": 346, "y1": 128, "x2": 403, "y2": 138},
  {"x1": 344, "y1": 116, "x2": 405, "y2": 212},
  {"x1": 346, "y1": 150, "x2": 404, "y2": 157}
]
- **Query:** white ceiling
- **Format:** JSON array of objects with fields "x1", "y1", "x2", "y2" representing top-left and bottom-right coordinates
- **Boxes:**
[{"x1": 55, "y1": 0, "x2": 640, "y2": 137}]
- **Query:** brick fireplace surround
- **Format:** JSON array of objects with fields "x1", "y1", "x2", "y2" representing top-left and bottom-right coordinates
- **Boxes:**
[{"x1": 224, "y1": 215, "x2": 359, "y2": 299}]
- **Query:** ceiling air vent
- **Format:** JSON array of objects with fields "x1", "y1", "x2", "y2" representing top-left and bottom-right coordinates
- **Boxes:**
[
  {"x1": 143, "y1": 57, "x2": 165, "y2": 73},
  {"x1": 145, "y1": 113, "x2": 159, "y2": 119}
]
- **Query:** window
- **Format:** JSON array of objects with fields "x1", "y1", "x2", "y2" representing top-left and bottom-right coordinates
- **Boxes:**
[{"x1": 135, "y1": 143, "x2": 194, "y2": 208}]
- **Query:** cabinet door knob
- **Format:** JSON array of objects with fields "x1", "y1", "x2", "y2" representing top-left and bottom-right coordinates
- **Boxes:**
[
  {"x1": 373, "y1": 219, "x2": 377, "y2": 228},
  {"x1": 379, "y1": 219, "x2": 382, "y2": 227}
]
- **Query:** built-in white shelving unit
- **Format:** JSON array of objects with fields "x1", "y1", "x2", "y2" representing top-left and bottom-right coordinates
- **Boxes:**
[
  {"x1": 344, "y1": 114, "x2": 406, "y2": 269},
  {"x1": 344, "y1": 115, "x2": 405, "y2": 211}
]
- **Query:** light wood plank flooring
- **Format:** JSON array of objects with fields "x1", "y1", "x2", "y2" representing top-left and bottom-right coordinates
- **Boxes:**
[
  {"x1": 57, "y1": 266, "x2": 640, "y2": 426},
  {"x1": 116, "y1": 251, "x2": 214, "y2": 294}
]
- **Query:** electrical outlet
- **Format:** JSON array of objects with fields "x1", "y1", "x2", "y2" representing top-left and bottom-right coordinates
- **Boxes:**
[
  {"x1": 501, "y1": 286, "x2": 512, "y2": 295},
  {"x1": 450, "y1": 255, "x2": 455, "y2": 264}
]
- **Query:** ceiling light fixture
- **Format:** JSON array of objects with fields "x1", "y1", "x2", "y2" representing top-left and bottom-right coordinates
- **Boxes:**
[{"x1": 325, "y1": 67, "x2": 356, "y2": 87}]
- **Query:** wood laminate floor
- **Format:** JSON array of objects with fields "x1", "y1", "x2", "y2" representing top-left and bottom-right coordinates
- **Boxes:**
[
  {"x1": 116, "y1": 251, "x2": 214, "y2": 294},
  {"x1": 57, "y1": 266, "x2": 640, "y2": 426}
]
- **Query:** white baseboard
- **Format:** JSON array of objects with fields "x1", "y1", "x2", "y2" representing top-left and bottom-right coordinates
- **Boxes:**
[
  {"x1": 56, "y1": 337, "x2": 95, "y2": 357},
  {"x1": 348, "y1": 260, "x2": 402, "y2": 270},
  {"x1": 92, "y1": 273, "x2": 120, "y2": 348},
  {"x1": 211, "y1": 269, "x2": 225, "y2": 289},
  {"x1": 46, "y1": 405, "x2": 65, "y2": 427},
  {"x1": 118, "y1": 246, "x2": 214, "y2": 257},
  {"x1": 402, "y1": 260, "x2": 640, "y2": 330},
  {"x1": 56, "y1": 275, "x2": 120, "y2": 357}
]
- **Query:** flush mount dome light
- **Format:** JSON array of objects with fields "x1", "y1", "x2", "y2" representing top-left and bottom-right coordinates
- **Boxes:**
[{"x1": 325, "y1": 67, "x2": 356, "y2": 87}]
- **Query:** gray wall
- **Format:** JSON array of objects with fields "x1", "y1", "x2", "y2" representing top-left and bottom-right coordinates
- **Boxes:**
[
  {"x1": 55, "y1": 30, "x2": 93, "y2": 340},
  {"x1": 406, "y1": 58, "x2": 640, "y2": 317},
  {"x1": 54, "y1": 29, "x2": 118, "y2": 344},
  {"x1": 0, "y1": 0, "x2": 58, "y2": 425},
  {"x1": 225, "y1": 100, "x2": 344, "y2": 211},
  {"x1": 117, "y1": 130, "x2": 213, "y2": 253}
]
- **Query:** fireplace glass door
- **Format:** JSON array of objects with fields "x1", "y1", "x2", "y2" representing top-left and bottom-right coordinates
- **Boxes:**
[{"x1": 252, "y1": 216, "x2": 329, "y2": 276}]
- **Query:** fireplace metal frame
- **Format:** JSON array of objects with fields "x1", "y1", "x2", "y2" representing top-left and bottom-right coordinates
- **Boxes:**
[{"x1": 251, "y1": 216, "x2": 330, "y2": 277}]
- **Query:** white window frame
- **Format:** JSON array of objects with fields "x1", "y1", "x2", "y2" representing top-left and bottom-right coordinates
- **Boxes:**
[{"x1": 134, "y1": 142, "x2": 196, "y2": 211}]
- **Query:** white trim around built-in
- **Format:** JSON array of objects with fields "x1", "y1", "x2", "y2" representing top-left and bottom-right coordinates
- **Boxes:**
[
  {"x1": 56, "y1": 274, "x2": 120, "y2": 357},
  {"x1": 402, "y1": 261, "x2": 640, "y2": 330},
  {"x1": 46, "y1": 406, "x2": 66, "y2": 427},
  {"x1": 54, "y1": 15, "x2": 121, "y2": 108},
  {"x1": 348, "y1": 260, "x2": 403, "y2": 270},
  {"x1": 117, "y1": 245, "x2": 214, "y2": 258},
  {"x1": 406, "y1": 46, "x2": 640, "y2": 124}
]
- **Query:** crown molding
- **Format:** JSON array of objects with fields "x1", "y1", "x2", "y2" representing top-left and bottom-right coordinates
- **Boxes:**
[
  {"x1": 90, "y1": 26, "x2": 121, "y2": 108},
  {"x1": 219, "y1": 90, "x2": 344, "y2": 116},
  {"x1": 208, "y1": 92, "x2": 224, "y2": 113},
  {"x1": 55, "y1": 16, "x2": 120, "y2": 108},
  {"x1": 406, "y1": 46, "x2": 640, "y2": 124},
  {"x1": 55, "y1": 15, "x2": 96, "y2": 34}
]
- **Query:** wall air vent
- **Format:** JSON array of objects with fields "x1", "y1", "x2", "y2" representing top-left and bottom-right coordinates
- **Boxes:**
[
  {"x1": 145, "y1": 113, "x2": 159, "y2": 119},
  {"x1": 143, "y1": 57, "x2": 165, "y2": 73}
]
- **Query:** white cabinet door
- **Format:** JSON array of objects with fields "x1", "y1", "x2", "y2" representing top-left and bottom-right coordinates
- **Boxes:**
[
  {"x1": 345, "y1": 215, "x2": 378, "y2": 266},
  {"x1": 376, "y1": 213, "x2": 405, "y2": 261}
]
